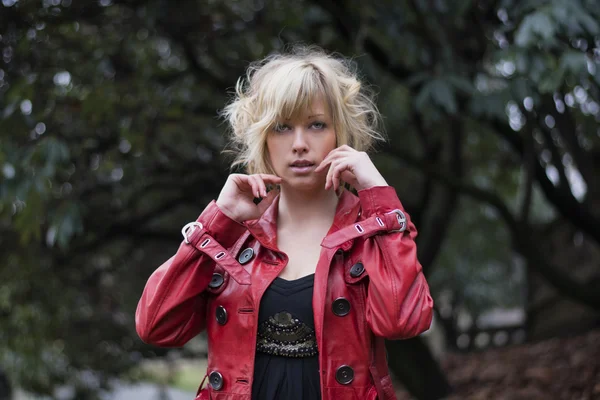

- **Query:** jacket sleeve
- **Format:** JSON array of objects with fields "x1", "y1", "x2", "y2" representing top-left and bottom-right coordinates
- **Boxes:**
[
  {"x1": 135, "y1": 200, "x2": 247, "y2": 347},
  {"x1": 357, "y1": 186, "x2": 434, "y2": 340}
]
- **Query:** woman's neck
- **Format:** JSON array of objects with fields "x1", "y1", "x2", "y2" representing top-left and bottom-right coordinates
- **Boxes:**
[{"x1": 276, "y1": 185, "x2": 340, "y2": 229}]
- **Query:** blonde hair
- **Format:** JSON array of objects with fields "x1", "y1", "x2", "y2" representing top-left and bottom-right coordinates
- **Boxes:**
[{"x1": 221, "y1": 45, "x2": 385, "y2": 175}]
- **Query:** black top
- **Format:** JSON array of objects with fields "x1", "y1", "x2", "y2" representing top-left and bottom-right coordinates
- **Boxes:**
[{"x1": 252, "y1": 274, "x2": 321, "y2": 400}]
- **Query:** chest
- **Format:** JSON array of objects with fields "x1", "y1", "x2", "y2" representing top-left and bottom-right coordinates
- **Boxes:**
[{"x1": 276, "y1": 229, "x2": 329, "y2": 280}]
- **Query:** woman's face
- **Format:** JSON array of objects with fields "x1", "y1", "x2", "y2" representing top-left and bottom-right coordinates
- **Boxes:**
[{"x1": 266, "y1": 97, "x2": 337, "y2": 191}]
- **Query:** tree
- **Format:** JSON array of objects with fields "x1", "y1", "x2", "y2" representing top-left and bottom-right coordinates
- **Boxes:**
[{"x1": 1, "y1": 0, "x2": 598, "y2": 399}]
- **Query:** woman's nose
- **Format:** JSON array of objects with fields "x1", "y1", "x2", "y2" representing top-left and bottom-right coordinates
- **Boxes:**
[{"x1": 291, "y1": 129, "x2": 309, "y2": 153}]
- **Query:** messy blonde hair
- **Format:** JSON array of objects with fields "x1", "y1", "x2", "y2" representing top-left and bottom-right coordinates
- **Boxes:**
[{"x1": 221, "y1": 45, "x2": 385, "y2": 175}]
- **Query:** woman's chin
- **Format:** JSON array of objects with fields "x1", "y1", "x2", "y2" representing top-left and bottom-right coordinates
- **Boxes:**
[{"x1": 280, "y1": 175, "x2": 325, "y2": 192}]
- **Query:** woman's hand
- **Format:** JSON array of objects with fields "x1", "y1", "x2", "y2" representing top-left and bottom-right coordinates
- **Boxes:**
[
  {"x1": 216, "y1": 173, "x2": 282, "y2": 223},
  {"x1": 314, "y1": 145, "x2": 388, "y2": 191}
]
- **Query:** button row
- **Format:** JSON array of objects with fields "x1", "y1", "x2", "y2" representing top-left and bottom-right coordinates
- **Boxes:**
[
  {"x1": 208, "y1": 253, "x2": 358, "y2": 391},
  {"x1": 215, "y1": 297, "x2": 352, "y2": 325},
  {"x1": 208, "y1": 364, "x2": 355, "y2": 390}
]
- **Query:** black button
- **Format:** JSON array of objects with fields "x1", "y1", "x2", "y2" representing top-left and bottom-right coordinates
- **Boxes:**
[
  {"x1": 335, "y1": 365, "x2": 354, "y2": 385},
  {"x1": 209, "y1": 273, "x2": 224, "y2": 289},
  {"x1": 332, "y1": 298, "x2": 351, "y2": 316},
  {"x1": 208, "y1": 371, "x2": 223, "y2": 390},
  {"x1": 216, "y1": 305, "x2": 228, "y2": 325},
  {"x1": 335, "y1": 249, "x2": 344, "y2": 256},
  {"x1": 349, "y1": 262, "x2": 365, "y2": 278},
  {"x1": 238, "y1": 248, "x2": 254, "y2": 265}
]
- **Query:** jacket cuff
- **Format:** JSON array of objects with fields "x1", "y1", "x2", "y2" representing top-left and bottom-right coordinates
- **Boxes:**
[
  {"x1": 357, "y1": 186, "x2": 404, "y2": 218},
  {"x1": 195, "y1": 200, "x2": 247, "y2": 249}
]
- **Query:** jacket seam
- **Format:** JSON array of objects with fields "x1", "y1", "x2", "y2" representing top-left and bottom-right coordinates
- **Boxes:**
[
  {"x1": 374, "y1": 234, "x2": 399, "y2": 335},
  {"x1": 146, "y1": 246, "x2": 199, "y2": 340},
  {"x1": 172, "y1": 303, "x2": 201, "y2": 344},
  {"x1": 412, "y1": 276, "x2": 425, "y2": 336}
]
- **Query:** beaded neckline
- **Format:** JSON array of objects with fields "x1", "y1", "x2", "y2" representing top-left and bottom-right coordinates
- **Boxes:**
[{"x1": 256, "y1": 311, "x2": 318, "y2": 358}]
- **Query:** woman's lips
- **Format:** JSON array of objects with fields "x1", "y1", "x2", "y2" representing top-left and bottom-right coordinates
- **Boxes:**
[{"x1": 289, "y1": 164, "x2": 315, "y2": 174}]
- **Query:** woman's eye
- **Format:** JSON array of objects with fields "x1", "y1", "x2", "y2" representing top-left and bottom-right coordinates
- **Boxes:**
[
  {"x1": 274, "y1": 123, "x2": 290, "y2": 132},
  {"x1": 311, "y1": 122, "x2": 325, "y2": 129}
]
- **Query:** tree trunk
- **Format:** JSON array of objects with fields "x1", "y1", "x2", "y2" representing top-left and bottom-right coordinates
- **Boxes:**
[
  {"x1": 0, "y1": 369, "x2": 12, "y2": 400},
  {"x1": 386, "y1": 337, "x2": 452, "y2": 400}
]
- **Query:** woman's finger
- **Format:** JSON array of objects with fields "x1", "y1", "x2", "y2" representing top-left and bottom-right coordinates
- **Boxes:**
[
  {"x1": 256, "y1": 175, "x2": 268, "y2": 198},
  {"x1": 336, "y1": 144, "x2": 357, "y2": 153},
  {"x1": 332, "y1": 161, "x2": 352, "y2": 191},
  {"x1": 329, "y1": 160, "x2": 340, "y2": 191},
  {"x1": 316, "y1": 150, "x2": 341, "y2": 172},
  {"x1": 315, "y1": 150, "x2": 347, "y2": 172},
  {"x1": 247, "y1": 175, "x2": 261, "y2": 198},
  {"x1": 257, "y1": 174, "x2": 282, "y2": 197},
  {"x1": 314, "y1": 159, "x2": 328, "y2": 173},
  {"x1": 340, "y1": 169, "x2": 358, "y2": 188},
  {"x1": 324, "y1": 159, "x2": 334, "y2": 189},
  {"x1": 326, "y1": 159, "x2": 342, "y2": 190},
  {"x1": 233, "y1": 174, "x2": 252, "y2": 194}
]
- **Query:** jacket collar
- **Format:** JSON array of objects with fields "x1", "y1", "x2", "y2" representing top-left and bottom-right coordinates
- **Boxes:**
[{"x1": 244, "y1": 189, "x2": 361, "y2": 251}]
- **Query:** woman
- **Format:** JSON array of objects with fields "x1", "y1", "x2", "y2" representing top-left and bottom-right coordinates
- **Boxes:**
[{"x1": 136, "y1": 46, "x2": 433, "y2": 400}]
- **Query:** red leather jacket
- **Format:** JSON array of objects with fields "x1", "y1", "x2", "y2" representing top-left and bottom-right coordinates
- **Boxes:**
[{"x1": 136, "y1": 186, "x2": 433, "y2": 400}]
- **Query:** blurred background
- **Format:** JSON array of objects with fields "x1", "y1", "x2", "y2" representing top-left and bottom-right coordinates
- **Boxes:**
[{"x1": 1, "y1": 0, "x2": 599, "y2": 399}]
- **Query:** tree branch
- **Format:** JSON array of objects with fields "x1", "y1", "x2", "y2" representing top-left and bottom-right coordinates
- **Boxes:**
[
  {"x1": 409, "y1": 113, "x2": 439, "y2": 228},
  {"x1": 539, "y1": 124, "x2": 569, "y2": 189},
  {"x1": 541, "y1": 95, "x2": 595, "y2": 190},
  {"x1": 389, "y1": 143, "x2": 600, "y2": 310},
  {"x1": 490, "y1": 119, "x2": 600, "y2": 245},
  {"x1": 362, "y1": 36, "x2": 413, "y2": 81},
  {"x1": 520, "y1": 121, "x2": 535, "y2": 223},
  {"x1": 404, "y1": 117, "x2": 462, "y2": 277}
]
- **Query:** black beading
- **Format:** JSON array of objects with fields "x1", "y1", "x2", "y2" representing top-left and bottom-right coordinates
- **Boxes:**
[{"x1": 256, "y1": 311, "x2": 318, "y2": 357}]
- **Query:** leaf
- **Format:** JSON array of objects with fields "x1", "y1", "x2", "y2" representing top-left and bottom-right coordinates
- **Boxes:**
[
  {"x1": 577, "y1": 12, "x2": 600, "y2": 34},
  {"x1": 431, "y1": 79, "x2": 457, "y2": 114},
  {"x1": 50, "y1": 202, "x2": 83, "y2": 250},
  {"x1": 415, "y1": 78, "x2": 458, "y2": 115},
  {"x1": 415, "y1": 81, "x2": 434, "y2": 112},
  {"x1": 538, "y1": 67, "x2": 565, "y2": 93},
  {"x1": 455, "y1": 0, "x2": 474, "y2": 18},
  {"x1": 13, "y1": 192, "x2": 44, "y2": 245},
  {"x1": 515, "y1": 11, "x2": 555, "y2": 47},
  {"x1": 43, "y1": 137, "x2": 70, "y2": 165},
  {"x1": 469, "y1": 92, "x2": 510, "y2": 120},
  {"x1": 447, "y1": 75, "x2": 475, "y2": 94},
  {"x1": 560, "y1": 51, "x2": 586, "y2": 75},
  {"x1": 406, "y1": 72, "x2": 430, "y2": 88},
  {"x1": 594, "y1": 66, "x2": 600, "y2": 86},
  {"x1": 568, "y1": 2, "x2": 600, "y2": 34}
]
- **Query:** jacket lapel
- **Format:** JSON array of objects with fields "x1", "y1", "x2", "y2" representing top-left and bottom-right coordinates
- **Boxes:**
[
  {"x1": 242, "y1": 190, "x2": 362, "y2": 341},
  {"x1": 312, "y1": 190, "x2": 361, "y2": 369}
]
